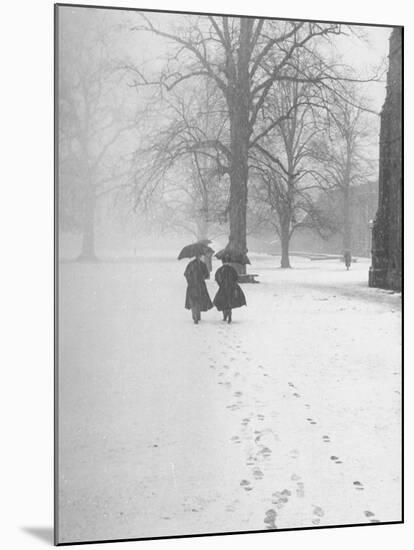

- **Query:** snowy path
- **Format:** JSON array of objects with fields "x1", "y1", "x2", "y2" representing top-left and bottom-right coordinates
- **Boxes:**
[{"x1": 58, "y1": 254, "x2": 401, "y2": 543}]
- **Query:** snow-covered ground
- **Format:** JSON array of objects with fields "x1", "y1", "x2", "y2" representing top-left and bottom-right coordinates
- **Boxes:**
[{"x1": 57, "y1": 253, "x2": 402, "y2": 544}]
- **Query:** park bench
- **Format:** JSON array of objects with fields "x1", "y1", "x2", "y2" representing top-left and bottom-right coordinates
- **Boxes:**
[{"x1": 238, "y1": 273, "x2": 259, "y2": 284}]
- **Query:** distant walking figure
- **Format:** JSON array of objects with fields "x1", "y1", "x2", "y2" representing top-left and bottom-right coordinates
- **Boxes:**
[
  {"x1": 184, "y1": 255, "x2": 213, "y2": 324},
  {"x1": 213, "y1": 256, "x2": 246, "y2": 323},
  {"x1": 344, "y1": 250, "x2": 352, "y2": 270}
]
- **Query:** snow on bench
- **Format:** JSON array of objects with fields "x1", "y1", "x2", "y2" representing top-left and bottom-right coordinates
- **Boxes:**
[{"x1": 238, "y1": 273, "x2": 259, "y2": 284}]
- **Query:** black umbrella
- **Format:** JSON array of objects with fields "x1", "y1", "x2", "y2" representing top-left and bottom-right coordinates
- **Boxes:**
[
  {"x1": 178, "y1": 242, "x2": 214, "y2": 260},
  {"x1": 215, "y1": 247, "x2": 251, "y2": 265}
]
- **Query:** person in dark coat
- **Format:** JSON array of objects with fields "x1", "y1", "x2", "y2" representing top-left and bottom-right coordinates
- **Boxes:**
[
  {"x1": 344, "y1": 250, "x2": 352, "y2": 270},
  {"x1": 213, "y1": 255, "x2": 246, "y2": 323},
  {"x1": 184, "y1": 255, "x2": 213, "y2": 324}
]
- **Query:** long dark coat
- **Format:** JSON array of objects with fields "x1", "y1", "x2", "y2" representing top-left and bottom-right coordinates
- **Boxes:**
[
  {"x1": 213, "y1": 264, "x2": 247, "y2": 311},
  {"x1": 184, "y1": 258, "x2": 213, "y2": 311}
]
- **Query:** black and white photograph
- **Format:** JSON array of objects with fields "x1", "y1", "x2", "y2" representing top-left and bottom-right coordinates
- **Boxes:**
[{"x1": 54, "y1": 3, "x2": 402, "y2": 545}]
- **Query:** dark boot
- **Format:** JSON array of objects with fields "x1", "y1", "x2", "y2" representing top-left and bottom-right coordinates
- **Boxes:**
[{"x1": 227, "y1": 310, "x2": 232, "y2": 324}]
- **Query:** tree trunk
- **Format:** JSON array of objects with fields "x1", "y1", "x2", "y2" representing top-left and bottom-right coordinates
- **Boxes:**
[
  {"x1": 78, "y1": 185, "x2": 97, "y2": 261},
  {"x1": 280, "y1": 223, "x2": 291, "y2": 268},
  {"x1": 196, "y1": 215, "x2": 209, "y2": 242},
  {"x1": 228, "y1": 140, "x2": 248, "y2": 274},
  {"x1": 342, "y1": 186, "x2": 352, "y2": 254},
  {"x1": 227, "y1": 22, "x2": 251, "y2": 275}
]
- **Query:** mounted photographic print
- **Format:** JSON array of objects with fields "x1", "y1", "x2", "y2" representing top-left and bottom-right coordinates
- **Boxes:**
[{"x1": 55, "y1": 2, "x2": 403, "y2": 545}]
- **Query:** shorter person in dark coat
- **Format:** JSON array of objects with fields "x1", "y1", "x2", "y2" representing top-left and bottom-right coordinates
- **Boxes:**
[
  {"x1": 213, "y1": 256, "x2": 246, "y2": 323},
  {"x1": 184, "y1": 255, "x2": 213, "y2": 324},
  {"x1": 344, "y1": 250, "x2": 352, "y2": 270}
]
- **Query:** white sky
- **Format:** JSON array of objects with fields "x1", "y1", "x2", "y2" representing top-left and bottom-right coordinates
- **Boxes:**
[
  {"x1": 333, "y1": 25, "x2": 392, "y2": 110},
  {"x1": 59, "y1": 7, "x2": 393, "y2": 114},
  {"x1": 121, "y1": 11, "x2": 392, "y2": 112}
]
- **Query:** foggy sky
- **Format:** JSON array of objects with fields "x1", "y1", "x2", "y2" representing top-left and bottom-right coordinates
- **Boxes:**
[{"x1": 59, "y1": 6, "x2": 392, "y2": 113}]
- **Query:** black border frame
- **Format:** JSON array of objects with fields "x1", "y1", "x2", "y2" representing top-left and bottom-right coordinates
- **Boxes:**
[{"x1": 54, "y1": 3, "x2": 404, "y2": 546}]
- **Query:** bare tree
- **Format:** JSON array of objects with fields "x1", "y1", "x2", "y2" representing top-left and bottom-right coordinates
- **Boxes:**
[
  {"x1": 59, "y1": 10, "x2": 137, "y2": 260},
  {"x1": 309, "y1": 91, "x2": 377, "y2": 257},
  {"x1": 129, "y1": 15, "x2": 355, "y2": 271},
  {"x1": 150, "y1": 152, "x2": 229, "y2": 240},
  {"x1": 131, "y1": 76, "x2": 229, "y2": 241},
  {"x1": 251, "y1": 73, "x2": 340, "y2": 267}
]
